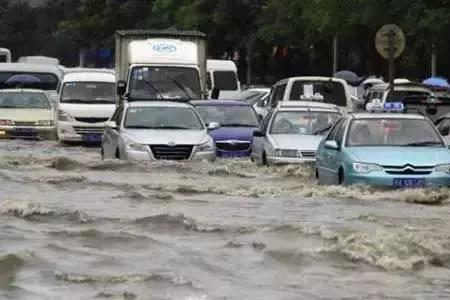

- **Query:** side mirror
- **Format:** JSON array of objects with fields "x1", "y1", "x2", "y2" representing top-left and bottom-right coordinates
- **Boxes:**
[
  {"x1": 117, "y1": 80, "x2": 126, "y2": 96},
  {"x1": 253, "y1": 130, "x2": 265, "y2": 137},
  {"x1": 208, "y1": 122, "x2": 220, "y2": 130},
  {"x1": 324, "y1": 140, "x2": 339, "y2": 150},
  {"x1": 257, "y1": 99, "x2": 266, "y2": 108},
  {"x1": 105, "y1": 120, "x2": 118, "y2": 130}
]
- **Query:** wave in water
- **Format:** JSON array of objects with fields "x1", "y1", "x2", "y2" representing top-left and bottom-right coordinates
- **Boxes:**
[
  {"x1": 0, "y1": 251, "x2": 32, "y2": 287},
  {"x1": 133, "y1": 214, "x2": 225, "y2": 233},
  {"x1": 54, "y1": 271, "x2": 194, "y2": 287},
  {"x1": 0, "y1": 199, "x2": 92, "y2": 223}
]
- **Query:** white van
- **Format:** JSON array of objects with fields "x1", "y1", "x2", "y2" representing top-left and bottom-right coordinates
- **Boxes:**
[
  {"x1": 18, "y1": 56, "x2": 60, "y2": 65},
  {"x1": 56, "y1": 69, "x2": 116, "y2": 143},
  {"x1": 0, "y1": 48, "x2": 11, "y2": 63},
  {"x1": 207, "y1": 59, "x2": 240, "y2": 99}
]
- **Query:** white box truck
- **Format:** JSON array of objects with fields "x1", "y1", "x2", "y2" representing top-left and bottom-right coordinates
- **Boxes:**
[
  {"x1": 0, "y1": 48, "x2": 11, "y2": 63},
  {"x1": 115, "y1": 29, "x2": 208, "y2": 103}
]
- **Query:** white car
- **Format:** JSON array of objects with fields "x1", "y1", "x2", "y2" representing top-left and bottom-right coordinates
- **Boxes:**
[
  {"x1": 56, "y1": 69, "x2": 116, "y2": 143},
  {"x1": 0, "y1": 89, "x2": 55, "y2": 140},
  {"x1": 251, "y1": 101, "x2": 342, "y2": 165},
  {"x1": 240, "y1": 87, "x2": 270, "y2": 119},
  {"x1": 101, "y1": 101, "x2": 217, "y2": 161}
]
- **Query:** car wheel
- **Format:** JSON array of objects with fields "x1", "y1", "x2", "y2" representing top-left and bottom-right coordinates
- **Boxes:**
[
  {"x1": 101, "y1": 147, "x2": 105, "y2": 160},
  {"x1": 338, "y1": 168, "x2": 346, "y2": 185},
  {"x1": 315, "y1": 168, "x2": 319, "y2": 180},
  {"x1": 262, "y1": 152, "x2": 268, "y2": 166},
  {"x1": 115, "y1": 149, "x2": 121, "y2": 160}
]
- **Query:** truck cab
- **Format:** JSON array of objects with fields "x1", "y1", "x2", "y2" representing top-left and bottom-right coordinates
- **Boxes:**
[
  {"x1": 115, "y1": 30, "x2": 207, "y2": 103},
  {"x1": 263, "y1": 76, "x2": 352, "y2": 117},
  {"x1": 207, "y1": 59, "x2": 241, "y2": 99}
]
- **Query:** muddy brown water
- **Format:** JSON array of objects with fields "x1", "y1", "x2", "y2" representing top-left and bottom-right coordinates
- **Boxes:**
[{"x1": 1, "y1": 140, "x2": 450, "y2": 299}]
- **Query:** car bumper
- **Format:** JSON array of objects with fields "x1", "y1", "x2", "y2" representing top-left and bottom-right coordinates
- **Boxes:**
[
  {"x1": 57, "y1": 121, "x2": 104, "y2": 142},
  {"x1": 267, "y1": 156, "x2": 315, "y2": 165},
  {"x1": 0, "y1": 126, "x2": 56, "y2": 140},
  {"x1": 123, "y1": 150, "x2": 216, "y2": 162},
  {"x1": 217, "y1": 149, "x2": 251, "y2": 158},
  {"x1": 346, "y1": 172, "x2": 450, "y2": 187}
]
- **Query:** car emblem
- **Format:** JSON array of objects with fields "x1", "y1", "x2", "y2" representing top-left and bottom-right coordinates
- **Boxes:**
[{"x1": 167, "y1": 141, "x2": 176, "y2": 147}]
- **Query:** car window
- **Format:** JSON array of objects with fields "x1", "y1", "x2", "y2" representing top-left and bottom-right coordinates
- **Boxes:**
[
  {"x1": 346, "y1": 118, "x2": 443, "y2": 147},
  {"x1": 111, "y1": 107, "x2": 123, "y2": 126},
  {"x1": 326, "y1": 118, "x2": 344, "y2": 141},
  {"x1": 0, "y1": 92, "x2": 51, "y2": 109},
  {"x1": 271, "y1": 84, "x2": 286, "y2": 108},
  {"x1": 335, "y1": 120, "x2": 348, "y2": 146},
  {"x1": 436, "y1": 118, "x2": 450, "y2": 136},
  {"x1": 261, "y1": 110, "x2": 274, "y2": 133}
]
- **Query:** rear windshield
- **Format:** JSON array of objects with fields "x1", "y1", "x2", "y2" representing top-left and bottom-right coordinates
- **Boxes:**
[
  {"x1": 386, "y1": 90, "x2": 431, "y2": 102},
  {"x1": 0, "y1": 72, "x2": 59, "y2": 90},
  {"x1": 289, "y1": 81, "x2": 347, "y2": 107},
  {"x1": 213, "y1": 71, "x2": 238, "y2": 91}
]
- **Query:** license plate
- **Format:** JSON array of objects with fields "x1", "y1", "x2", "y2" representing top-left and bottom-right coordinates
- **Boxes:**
[
  {"x1": 220, "y1": 152, "x2": 242, "y2": 158},
  {"x1": 15, "y1": 128, "x2": 34, "y2": 133},
  {"x1": 393, "y1": 178, "x2": 425, "y2": 188},
  {"x1": 82, "y1": 134, "x2": 102, "y2": 142}
]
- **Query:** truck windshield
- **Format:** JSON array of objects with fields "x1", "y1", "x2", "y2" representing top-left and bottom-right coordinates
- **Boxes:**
[
  {"x1": 0, "y1": 92, "x2": 50, "y2": 109},
  {"x1": 61, "y1": 82, "x2": 115, "y2": 104},
  {"x1": 0, "y1": 72, "x2": 59, "y2": 91},
  {"x1": 213, "y1": 71, "x2": 238, "y2": 90},
  {"x1": 289, "y1": 81, "x2": 347, "y2": 107},
  {"x1": 129, "y1": 66, "x2": 201, "y2": 100}
]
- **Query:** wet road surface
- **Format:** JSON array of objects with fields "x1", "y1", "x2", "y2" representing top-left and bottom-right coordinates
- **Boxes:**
[{"x1": 1, "y1": 141, "x2": 450, "y2": 299}]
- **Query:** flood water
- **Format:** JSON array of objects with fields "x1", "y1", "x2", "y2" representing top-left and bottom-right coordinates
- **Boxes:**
[{"x1": 1, "y1": 140, "x2": 450, "y2": 299}]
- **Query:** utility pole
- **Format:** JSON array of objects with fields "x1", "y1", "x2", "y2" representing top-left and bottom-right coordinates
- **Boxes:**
[
  {"x1": 431, "y1": 42, "x2": 437, "y2": 77},
  {"x1": 332, "y1": 35, "x2": 338, "y2": 75}
]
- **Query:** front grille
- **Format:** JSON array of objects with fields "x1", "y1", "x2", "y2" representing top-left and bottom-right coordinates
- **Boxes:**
[
  {"x1": 73, "y1": 126, "x2": 104, "y2": 135},
  {"x1": 300, "y1": 151, "x2": 316, "y2": 158},
  {"x1": 150, "y1": 145, "x2": 193, "y2": 160},
  {"x1": 14, "y1": 121, "x2": 35, "y2": 126},
  {"x1": 216, "y1": 141, "x2": 250, "y2": 151},
  {"x1": 383, "y1": 165, "x2": 434, "y2": 175},
  {"x1": 75, "y1": 117, "x2": 109, "y2": 124}
]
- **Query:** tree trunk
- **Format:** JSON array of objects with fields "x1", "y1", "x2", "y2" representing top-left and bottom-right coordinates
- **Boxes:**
[
  {"x1": 431, "y1": 42, "x2": 437, "y2": 77},
  {"x1": 332, "y1": 35, "x2": 338, "y2": 75},
  {"x1": 246, "y1": 41, "x2": 253, "y2": 85}
]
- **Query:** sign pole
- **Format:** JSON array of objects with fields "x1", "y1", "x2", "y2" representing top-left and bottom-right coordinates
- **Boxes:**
[{"x1": 388, "y1": 29, "x2": 395, "y2": 92}]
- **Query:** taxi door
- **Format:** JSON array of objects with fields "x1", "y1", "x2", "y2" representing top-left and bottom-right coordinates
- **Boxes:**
[{"x1": 319, "y1": 119, "x2": 345, "y2": 184}]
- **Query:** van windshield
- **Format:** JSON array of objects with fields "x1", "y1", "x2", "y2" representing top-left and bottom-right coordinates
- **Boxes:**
[
  {"x1": 289, "y1": 81, "x2": 347, "y2": 107},
  {"x1": 61, "y1": 82, "x2": 115, "y2": 104},
  {"x1": 213, "y1": 71, "x2": 238, "y2": 90},
  {"x1": 129, "y1": 66, "x2": 201, "y2": 100},
  {"x1": 0, "y1": 72, "x2": 59, "y2": 90}
]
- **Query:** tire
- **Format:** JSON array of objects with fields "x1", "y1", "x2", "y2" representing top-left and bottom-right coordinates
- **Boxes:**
[
  {"x1": 262, "y1": 152, "x2": 268, "y2": 166},
  {"x1": 101, "y1": 147, "x2": 105, "y2": 160},
  {"x1": 315, "y1": 168, "x2": 319, "y2": 180},
  {"x1": 338, "y1": 168, "x2": 346, "y2": 185},
  {"x1": 115, "y1": 149, "x2": 120, "y2": 160}
]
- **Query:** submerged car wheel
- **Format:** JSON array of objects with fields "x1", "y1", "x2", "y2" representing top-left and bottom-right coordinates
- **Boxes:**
[
  {"x1": 115, "y1": 149, "x2": 121, "y2": 160},
  {"x1": 262, "y1": 152, "x2": 268, "y2": 166},
  {"x1": 338, "y1": 168, "x2": 346, "y2": 185},
  {"x1": 101, "y1": 147, "x2": 105, "y2": 160}
]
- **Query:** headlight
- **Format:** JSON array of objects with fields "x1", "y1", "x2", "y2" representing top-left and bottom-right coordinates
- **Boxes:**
[
  {"x1": 0, "y1": 120, "x2": 14, "y2": 126},
  {"x1": 58, "y1": 110, "x2": 74, "y2": 122},
  {"x1": 435, "y1": 164, "x2": 450, "y2": 173},
  {"x1": 36, "y1": 120, "x2": 54, "y2": 126},
  {"x1": 197, "y1": 139, "x2": 215, "y2": 152},
  {"x1": 353, "y1": 162, "x2": 383, "y2": 173},
  {"x1": 274, "y1": 149, "x2": 300, "y2": 158},
  {"x1": 126, "y1": 143, "x2": 148, "y2": 152}
]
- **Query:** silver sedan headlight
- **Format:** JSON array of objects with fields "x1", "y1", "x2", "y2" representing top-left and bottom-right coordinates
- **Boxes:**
[
  {"x1": 197, "y1": 138, "x2": 215, "y2": 152},
  {"x1": 274, "y1": 149, "x2": 300, "y2": 158}
]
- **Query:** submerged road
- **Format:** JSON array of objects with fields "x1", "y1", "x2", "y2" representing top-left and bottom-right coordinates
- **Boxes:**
[{"x1": 0, "y1": 140, "x2": 450, "y2": 299}]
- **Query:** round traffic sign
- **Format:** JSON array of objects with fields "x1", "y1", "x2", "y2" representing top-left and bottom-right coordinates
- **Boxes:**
[{"x1": 375, "y1": 24, "x2": 405, "y2": 59}]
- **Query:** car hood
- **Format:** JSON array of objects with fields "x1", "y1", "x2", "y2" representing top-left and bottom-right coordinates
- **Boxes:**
[
  {"x1": 0, "y1": 109, "x2": 53, "y2": 121},
  {"x1": 270, "y1": 134, "x2": 324, "y2": 151},
  {"x1": 58, "y1": 103, "x2": 115, "y2": 118},
  {"x1": 209, "y1": 126, "x2": 256, "y2": 142},
  {"x1": 123, "y1": 129, "x2": 209, "y2": 145},
  {"x1": 346, "y1": 147, "x2": 450, "y2": 166}
]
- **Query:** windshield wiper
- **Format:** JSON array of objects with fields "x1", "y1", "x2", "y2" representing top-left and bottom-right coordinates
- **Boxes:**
[
  {"x1": 313, "y1": 124, "x2": 332, "y2": 135},
  {"x1": 223, "y1": 123, "x2": 257, "y2": 127},
  {"x1": 62, "y1": 99, "x2": 86, "y2": 103},
  {"x1": 404, "y1": 141, "x2": 443, "y2": 147},
  {"x1": 164, "y1": 74, "x2": 194, "y2": 100},
  {"x1": 139, "y1": 79, "x2": 164, "y2": 99}
]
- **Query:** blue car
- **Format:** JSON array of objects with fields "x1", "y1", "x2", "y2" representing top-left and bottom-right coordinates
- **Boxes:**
[
  {"x1": 316, "y1": 112, "x2": 450, "y2": 188},
  {"x1": 192, "y1": 100, "x2": 259, "y2": 158}
]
